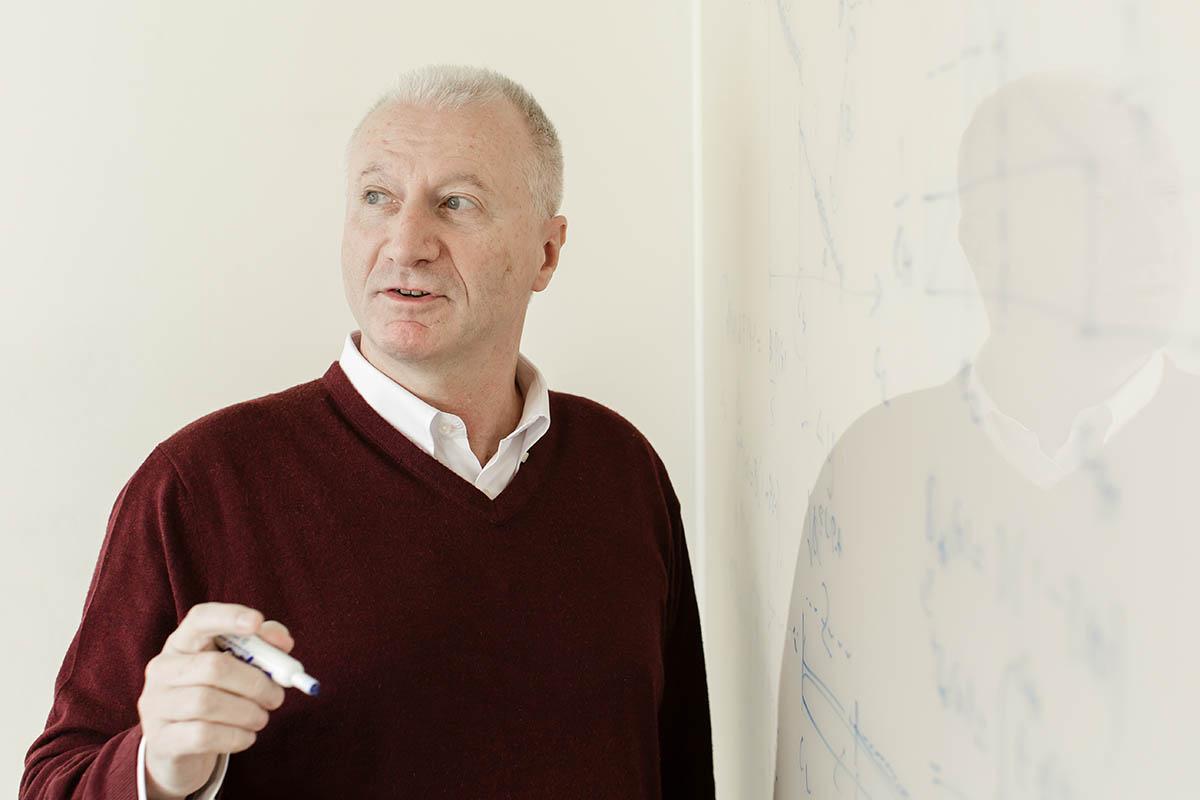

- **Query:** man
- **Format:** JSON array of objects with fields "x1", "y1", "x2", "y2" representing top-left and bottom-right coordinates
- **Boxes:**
[{"x1": 21, "y1": 64, "x2": 714, "y2": 799}]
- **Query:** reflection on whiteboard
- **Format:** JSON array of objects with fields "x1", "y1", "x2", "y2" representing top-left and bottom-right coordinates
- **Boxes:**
[{"x1": 718, "y1": 1, "x2": 1200, "y2": 797}]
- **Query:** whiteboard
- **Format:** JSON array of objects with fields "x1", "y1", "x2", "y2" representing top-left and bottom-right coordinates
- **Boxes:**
[{"x1": 699, "y1": 0, "x2": 1200, "y2": 796}]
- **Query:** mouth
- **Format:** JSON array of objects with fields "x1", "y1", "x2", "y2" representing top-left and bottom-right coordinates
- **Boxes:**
[{"x1": 383, "y1": 288, "x2": 442, "y2": 304}]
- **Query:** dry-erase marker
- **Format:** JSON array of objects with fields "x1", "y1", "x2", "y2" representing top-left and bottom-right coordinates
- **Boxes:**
[{"x1": 214, "y1": 633, "x2": 321, "y2": 696}]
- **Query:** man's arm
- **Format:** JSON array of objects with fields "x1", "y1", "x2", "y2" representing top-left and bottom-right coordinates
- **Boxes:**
[
  {"x1": 21, "y1": 446, "x2": 187, "y2": 799},
  {"x1": 654, "y1": 454, "x2": 716, "y2": 799}
]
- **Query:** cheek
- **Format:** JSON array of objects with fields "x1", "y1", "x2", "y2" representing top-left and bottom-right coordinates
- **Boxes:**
[
  {"x1": 341, "y1": 227, "x2": 377, "y2": 276},
  {"x1": 494, "y1": 237, "x2": 535, "y2": 281},
  {"x1": 461, "y1": 241, "x2": 512, "y2": 288}
]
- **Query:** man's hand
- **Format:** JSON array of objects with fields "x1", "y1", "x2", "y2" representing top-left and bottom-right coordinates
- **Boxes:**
[{"x1": 137, "y1": 602, "x2": 294, "y2": 800}]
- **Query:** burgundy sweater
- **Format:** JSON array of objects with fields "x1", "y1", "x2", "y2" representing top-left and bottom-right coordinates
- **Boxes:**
[{"x1": 21, "y1": 361, "x2": 714, "y2": 799}]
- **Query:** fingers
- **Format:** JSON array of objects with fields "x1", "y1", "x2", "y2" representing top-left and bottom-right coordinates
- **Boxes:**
[
  {"x1": 152, "y1": 719, "x2": 259, "y2": 757},
  {"x1": 152, "y1": 651, "x2": 287, "y2": 710},
  {"x1": 139, "y1": 603, "x2": 301, "y2": 781},
  {"x1": 157, "y1": 685, "x2": 272, "y2": 731},
  {"x1": 164, "y1": 602, "x2": 264, "y2": 655},
  {"x1": 257, "y1": 619, "x2": 295, "y2": 654}
]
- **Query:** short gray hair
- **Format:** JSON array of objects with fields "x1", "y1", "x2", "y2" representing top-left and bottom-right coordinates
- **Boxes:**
[{"x1": 344, "y1": 64, "x2": 564, "y2": 218}]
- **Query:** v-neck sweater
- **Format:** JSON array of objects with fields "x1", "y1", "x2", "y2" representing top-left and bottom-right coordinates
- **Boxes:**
[{"x1": 21, "y1": 360, "x2": 715, "y2": 799}]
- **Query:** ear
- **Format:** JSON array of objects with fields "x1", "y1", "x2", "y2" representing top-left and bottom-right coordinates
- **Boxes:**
[{"x1": 532, "y1": 214, "x2": 568, "y2": 292}]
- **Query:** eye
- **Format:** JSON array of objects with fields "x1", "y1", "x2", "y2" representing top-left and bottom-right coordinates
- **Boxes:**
[
  {"x1": 361, "y1": 189, "x2": 389, "y2": 205},
  {"x1": 443, "y1": 195, "x2": 478, "y2": 211}
]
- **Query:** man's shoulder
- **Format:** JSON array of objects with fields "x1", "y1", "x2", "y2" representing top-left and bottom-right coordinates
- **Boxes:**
[
  {"x1": 548, "y1": 389, "x2": 667, "y2": 467},
  {"x1": 549, "y1": 388, "x2": 649, "y2": 439},
  {"x1": 157, "y1": 373, "x2": 330, "y2": 463},
  {"x1": 548, "y1": 389, "x2": 682, "y2": 515}
]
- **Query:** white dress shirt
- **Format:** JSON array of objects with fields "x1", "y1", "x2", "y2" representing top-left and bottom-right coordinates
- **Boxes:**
[
  {"x1": 136, "y1": 329, "x2": 552, "y2": 800},
  {"x1": 961, "y1": 349, "x2": 1164, "y2": 487},
  {"x1": 336, "y1": 329, "x2": 552, "y2": 498}
]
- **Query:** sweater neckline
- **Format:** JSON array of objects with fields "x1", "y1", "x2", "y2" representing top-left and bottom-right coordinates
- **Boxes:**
[{"x1": 320, "y1": 360, "x2": 557, "y2": 525}]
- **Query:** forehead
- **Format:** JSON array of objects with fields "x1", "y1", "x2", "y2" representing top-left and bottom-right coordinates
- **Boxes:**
[{"x1": 348, "y1": 99, "x2": 530, "y2": 189}]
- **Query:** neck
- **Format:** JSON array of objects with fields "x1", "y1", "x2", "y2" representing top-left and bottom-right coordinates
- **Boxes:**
[{"x1": 357, "y1": 332, "x2": 526, "y2": 465}]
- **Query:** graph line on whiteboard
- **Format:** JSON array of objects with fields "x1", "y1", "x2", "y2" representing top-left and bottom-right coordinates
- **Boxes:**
[{"x1": 796, "y1": 610, "x2": 911, "y2": 799}]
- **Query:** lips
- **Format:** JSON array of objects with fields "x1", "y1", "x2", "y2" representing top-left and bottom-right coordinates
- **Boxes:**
[
  {"x1": 382, "y1": 284, "x2": 440, "y2": 295},
  {"x1": 383, "y1": 289, "x2": 441, "y2": 304}
]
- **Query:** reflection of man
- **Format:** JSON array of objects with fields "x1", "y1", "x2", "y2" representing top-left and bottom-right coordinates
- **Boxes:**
[
  {"x1": 776, "y1": 73, "x2": 1200, "y2": 798},
  {"x1": 955, "y1": 73, "x2": 1191, "y2": 486},
  {"x1": 22, "y1": 64, "x2": 714, "y2": 799}
]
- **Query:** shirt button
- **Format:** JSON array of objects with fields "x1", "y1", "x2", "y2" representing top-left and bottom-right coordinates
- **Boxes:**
[
  {"x1": 520, "y1": 452, "x2": 529, "y2": 463},
  {"x1": 439, "y1": 422, "x2": 455, "y2": 435}
]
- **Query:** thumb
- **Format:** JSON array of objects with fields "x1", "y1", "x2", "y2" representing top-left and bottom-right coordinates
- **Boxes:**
[{"x1": 258, "y1": 619, "x2": 295, "y2": 654}]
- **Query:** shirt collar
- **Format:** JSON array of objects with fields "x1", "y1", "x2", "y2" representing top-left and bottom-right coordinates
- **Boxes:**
[
  {"x1": 338, "y1": 329, "x2": 551, "y2": 457},
  {"x1": 1103, "y1": 349, "x2": 1165, "y2": 436},
  {"x1": 962, "y1": 349, "x2": 1164, "y2": 485}
]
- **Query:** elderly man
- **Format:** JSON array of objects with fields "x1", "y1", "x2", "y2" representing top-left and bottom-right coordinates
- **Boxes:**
[{"x1": 21, "y1": 64, "x2": 714, "y2": 799}]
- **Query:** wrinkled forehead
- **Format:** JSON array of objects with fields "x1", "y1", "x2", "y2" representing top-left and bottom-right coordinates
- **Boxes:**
[{"x1": 346, "y1": 99, "x2": 532, "y2": 195}]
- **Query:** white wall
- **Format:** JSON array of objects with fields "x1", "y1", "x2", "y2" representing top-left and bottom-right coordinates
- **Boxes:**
[{"x1": 2, "y1": 2, "x2": 697, "y2": 793}]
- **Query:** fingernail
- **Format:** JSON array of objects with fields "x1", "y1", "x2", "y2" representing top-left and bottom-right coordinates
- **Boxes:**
[{"x1": 237, "y1": 612, "x2": 258, "y2": 630}]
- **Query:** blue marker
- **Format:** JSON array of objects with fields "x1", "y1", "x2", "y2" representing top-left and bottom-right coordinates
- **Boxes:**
[{"x1": 214, "y1": 633, "x2": 321, "y2": 696}]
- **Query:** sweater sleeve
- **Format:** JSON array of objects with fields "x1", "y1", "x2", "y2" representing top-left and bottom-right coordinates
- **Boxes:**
[
  {"x1": 654, "y1": 456, "x2": 716, "y2": 799},
  {"x1": 21, "y1": 446, "x2": 189, "y2": 799}
]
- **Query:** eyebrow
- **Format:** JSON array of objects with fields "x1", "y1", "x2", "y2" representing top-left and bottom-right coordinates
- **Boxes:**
[{"x1": 357, "y1": 163, "x2": 494, "y2": 195}]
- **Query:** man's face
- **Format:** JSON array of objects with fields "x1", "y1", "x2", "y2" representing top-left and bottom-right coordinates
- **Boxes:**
[{"x1": 341, "y1": 99, "x2": 565, "y2": 370}]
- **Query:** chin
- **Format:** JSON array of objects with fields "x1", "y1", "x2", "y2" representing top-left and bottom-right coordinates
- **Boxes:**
[{"x1": 362, "y1": 325, "x2": 436, "y2": 362}]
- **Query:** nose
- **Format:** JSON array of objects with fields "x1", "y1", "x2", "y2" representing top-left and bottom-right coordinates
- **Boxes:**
[{"x1": 380, "y1": 200, "x2": 441, "y2": 268}]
